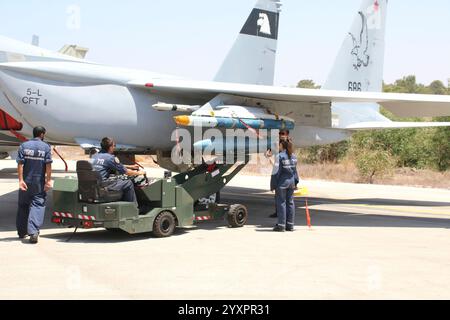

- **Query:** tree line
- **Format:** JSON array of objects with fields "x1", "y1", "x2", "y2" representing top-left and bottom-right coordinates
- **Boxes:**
[{"x1": 297, "y1": 76, "x2": 450, "y2": 183}]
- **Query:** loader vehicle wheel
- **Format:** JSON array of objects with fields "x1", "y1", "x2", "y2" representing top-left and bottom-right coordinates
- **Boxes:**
[
  {"x1": 153, "y1": 211, "x2": 176, "y2": 238},
  {"x1": 227, "y1": 204, "x2": 248, "y2": 228}
]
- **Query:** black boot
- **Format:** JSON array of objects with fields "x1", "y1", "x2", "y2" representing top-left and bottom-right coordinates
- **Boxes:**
[
  {"x1": 29, "y1": 234, "x2": 39, "y2": 244},
  {"x1": 273, "y1": 225, "x2": 285, "y2": 232}
]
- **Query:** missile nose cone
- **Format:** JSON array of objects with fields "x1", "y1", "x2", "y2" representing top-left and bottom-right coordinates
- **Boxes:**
[{"x1": 174, "y1": 115, "x2": 191, "y2": 126}]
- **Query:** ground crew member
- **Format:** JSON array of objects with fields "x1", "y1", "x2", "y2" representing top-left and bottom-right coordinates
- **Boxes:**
[
  {"x1": 271, "y1": 140, "x2": 299, "y2": 232},
  {"x1": 90, "y1": 137, "x2": 146, "y2": 203},
  {"x1": 266, "y1": 129, "x2": 292, "y2": 219},
  {"x1": 16, "y1": 126, "x2": 53, "y2": 244}
]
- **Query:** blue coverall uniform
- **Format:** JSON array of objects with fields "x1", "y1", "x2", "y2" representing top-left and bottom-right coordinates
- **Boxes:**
[
  {"x1": 16, "y1": 138, "x2": 53, "y2": 237},
  {"x1": 90, "y1": 151, "x2": 136, "y2": 203},
  {"x1": 270, "y1": 151, "x2": 299, "y2": 229}
]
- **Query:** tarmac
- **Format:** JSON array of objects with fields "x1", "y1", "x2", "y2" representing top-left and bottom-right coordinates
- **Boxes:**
[{"x1": 0, "y1": 160, "x2": 449, "y2": 300}]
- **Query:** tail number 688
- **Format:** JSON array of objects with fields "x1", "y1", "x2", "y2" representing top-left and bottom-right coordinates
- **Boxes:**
[{"x1": 348, "y1": 82, "x2": 362, "y2": 91}]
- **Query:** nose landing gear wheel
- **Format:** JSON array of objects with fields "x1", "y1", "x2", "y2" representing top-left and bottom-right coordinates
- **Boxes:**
[
  {"x1": 227, "y1": 204, "x2": 248, "y2": 228},
  {"x1": 153, "y1": 211, "x2": 176, "y2": 238}
]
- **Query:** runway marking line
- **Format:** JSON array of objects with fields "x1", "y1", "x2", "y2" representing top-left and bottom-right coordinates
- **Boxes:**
[
  {"x1": 343, "y1": 204, "x2": 450, "y2": 216},
  {"x1": 222, "y1": 192, "x2": 450, "y2": 217}
]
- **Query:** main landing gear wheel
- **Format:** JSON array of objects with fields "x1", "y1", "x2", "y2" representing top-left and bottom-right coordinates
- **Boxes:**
[
  {"x1": 227, "y1": 204, "x2": 248, "y2": 228},
  {"x1": 153, "y1": 211, "x2": 176, "y2": 238}
]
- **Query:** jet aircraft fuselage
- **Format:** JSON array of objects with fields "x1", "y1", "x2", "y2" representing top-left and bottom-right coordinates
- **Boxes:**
[{"x1": 0, "y1": 35, "x2": 351, "y2": 154}]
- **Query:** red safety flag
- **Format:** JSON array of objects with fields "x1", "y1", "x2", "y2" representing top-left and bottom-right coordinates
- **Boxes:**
[{"x1": 305, "y1": 198, "x2": 312, "y2": 229}]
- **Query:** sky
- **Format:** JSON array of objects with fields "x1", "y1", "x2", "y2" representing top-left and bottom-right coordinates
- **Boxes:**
[{"x1": 1, "y1": 0, "x2": 449, "y2": 87}]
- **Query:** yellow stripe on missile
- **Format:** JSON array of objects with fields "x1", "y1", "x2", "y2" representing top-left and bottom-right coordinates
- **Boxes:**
[{"x1": 174, "y1": 115, "x2": 191, "y2": 126}]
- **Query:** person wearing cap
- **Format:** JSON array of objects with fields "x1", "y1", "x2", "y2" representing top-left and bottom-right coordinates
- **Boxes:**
[
  {"x1": 265, "y1": 129, "x2": 292, "y2": 219},
  {"x1": 90, "y1": 137, "x2": 146, "y2": 204},
  {"x1": 16, "y1": 126, "x2": 53, "y2": 244}
]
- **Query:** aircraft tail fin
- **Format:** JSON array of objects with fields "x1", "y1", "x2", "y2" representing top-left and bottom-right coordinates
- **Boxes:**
[
  {"x1": 323, "y1": 0, "x2": 388, "y2": 92},
  {"x1": 214, "y1": 0, "x2": 282, "y2": 85}
]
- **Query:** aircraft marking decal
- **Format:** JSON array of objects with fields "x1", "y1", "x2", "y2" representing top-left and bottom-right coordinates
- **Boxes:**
[
  {"x1": 257, "y1": 13, "x2": 271, "y2": 35},
  {"x1": 240, "y1": 9, "x2": 279, "y2": 40},
  {"x1": 349, "y1": 11, "x2": 370, "y2": 71},
  {"x1": 21, "y1": 88, "x2": 48, "y2": 106},
  {"x1": 348, "y1": 1, "x2": 383, "y2": 71}
]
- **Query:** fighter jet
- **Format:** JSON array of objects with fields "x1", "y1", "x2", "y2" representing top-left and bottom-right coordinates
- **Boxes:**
[{"x1": 0, "y1": 0, "x2": 449, "y2": 171}]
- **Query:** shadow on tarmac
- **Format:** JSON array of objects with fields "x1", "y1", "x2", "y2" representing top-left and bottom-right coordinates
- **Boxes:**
[
  {"x1": 0, "y1": 168, "x2": 74, "y2": 179},
  {"x1": 41, "y1": 227, "x2": 191, "y2": 244},
  {"x1": 0, "y1": 185, "x2": 449, "y2": 244},
  {"x1": 221, "y1": 187, "x2": 450, "y2": 232},
  {"x1": 225, "y1": 186, "x2": 450, "y2": 208}
]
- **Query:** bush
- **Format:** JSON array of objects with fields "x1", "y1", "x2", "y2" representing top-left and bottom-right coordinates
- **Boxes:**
[
  {"x1": 300, "y1": 142, "x2": 349, "y2": 164},
  {"x1": 353, "y1": 148, "x2": 397, "y2": 184},
  {"x1": 429, "y1": 117, "x2": 450, "y2": 171},
  {"x1": 295, "y1": 76, "x2": 450, "y2": 174}
]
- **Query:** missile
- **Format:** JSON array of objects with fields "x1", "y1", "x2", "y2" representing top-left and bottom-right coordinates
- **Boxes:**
[
  {"x1": 152, "y1": 103, "x2": 199, "y2": 113},
  {"x1": 193, "y1": 138, "x2": 278, "y2": 154},
  {"x1": 174, "y1": 115, "x2": 295, "y2": 131}
]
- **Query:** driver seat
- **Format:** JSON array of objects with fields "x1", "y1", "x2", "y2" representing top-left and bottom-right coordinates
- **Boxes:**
[{"x1": 76, "y1": 161, "x2": 123, "y2": 204}]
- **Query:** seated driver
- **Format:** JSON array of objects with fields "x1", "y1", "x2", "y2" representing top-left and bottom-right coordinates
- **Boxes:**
[{"x1": 91, "y1": 137, "x2": 146, "y2": 203}]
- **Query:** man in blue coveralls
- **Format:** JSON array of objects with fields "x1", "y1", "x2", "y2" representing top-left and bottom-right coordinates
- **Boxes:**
[
  {"x1": 91, "y1": 137, "x2": 146, "y2": 204},
  {"x1": 16, "y1": 126, "x2": 53, "y2": 244}
]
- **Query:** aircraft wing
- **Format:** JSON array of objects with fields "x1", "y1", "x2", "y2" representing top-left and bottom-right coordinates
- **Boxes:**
[
  {"x1": 129, "y1": 79, "x2": 450, "y2": 118},
  {"x1": 345, "y1": 122, "x2": 450, "y2": 130}
]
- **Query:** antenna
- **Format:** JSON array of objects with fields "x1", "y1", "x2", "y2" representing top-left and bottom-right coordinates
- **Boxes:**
[{"x1": 31, "y1": 35, "x2": 40, "y2": 47}]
